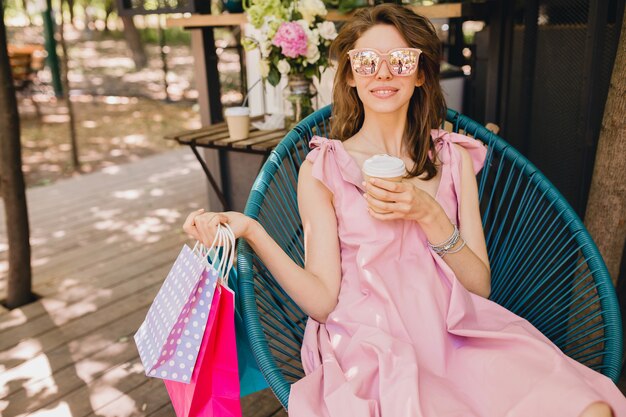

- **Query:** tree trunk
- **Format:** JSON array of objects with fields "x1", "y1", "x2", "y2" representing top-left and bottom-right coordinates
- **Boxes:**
[
  {"x1": 103, "y1": 0, "x2": 114, "y2": 32},
  {"x1": 584, "y1": 10, "x2": 626, "y2": 286},
  {"x1": 59, "y1": 0, "x2": 80, "y2": 171},
  {"x1": 0, "y1": 0, "x2": 34, "y2": 308},
  {"x1": 121, "y1": 15, "x2": 148, "y2": 70},
  {"x1": 66, "y1": 0, "x2": 75, "y2": 28}
]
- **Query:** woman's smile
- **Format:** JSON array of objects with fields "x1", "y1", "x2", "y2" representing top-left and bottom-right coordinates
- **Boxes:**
[{"x1": 370, "y1": 86, "x2": 399, "y2": 99}]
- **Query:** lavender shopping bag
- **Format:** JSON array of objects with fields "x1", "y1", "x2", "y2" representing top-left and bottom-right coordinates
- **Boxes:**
[{"x1": 134, "y1": 231, "x2": 225, "y2": 383}]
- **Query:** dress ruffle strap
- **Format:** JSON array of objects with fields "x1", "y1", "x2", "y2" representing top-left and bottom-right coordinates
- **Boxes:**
[
  {"x1": 428, "y1": 129, "x2": 488, "y2": 227},
  {"x1": 431, "y1": 129, "x2": 488, "y2": 175},
  {"x1": 306, "y1": 136, "x2": 366, "y2": 193}
]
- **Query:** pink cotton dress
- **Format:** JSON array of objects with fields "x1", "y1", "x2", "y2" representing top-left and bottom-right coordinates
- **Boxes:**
[{"x1": 287, "y1": 131, "x2": 626, "y2": 417}]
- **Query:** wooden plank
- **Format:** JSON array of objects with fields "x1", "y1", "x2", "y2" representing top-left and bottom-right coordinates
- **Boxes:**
[
  {"x1": 173, "y1": 123, "x2": 230, "y2": 143},
  {"x1": 0, "y1": 260, "x2": 171, "y2": 350},
  {"x1": 0, "y1": 181, "x2": 202, "y2": 268},
  {"x1": 230, "y1": 131, "x2": 285, "y2": 150},
  {"x1": 213, "y1": 128, "x2": 285, "y2": 148},
  {"x1": 3, "y1": 334, "x2": 141, "y2": 415},
  {"x1": 0, "y1": 234, "x2": 184, "y2": 333},
  {"x1": 0, "y1": 227, "x2": 184, "y2": 297},
  {"x1": 0, "y1": 279, "x2": 162, "y2": 376},
  {"x1": 0, "y1": 179, "x2": 202, "y2": 266},
  {"x1": 0, "y1": 175, "x2": 202, "y2": 246},
  {"x1": 250, "y1": 137, "x2": 284, "y2": 152},
  {"x1": 0, "y1": 149, "x2": 204, "y2": 224},
  {"x1": 167, "y1": 115, "x2": 265, "y2": 144},
  {"x1": 0, "y1": 305, "x2": 152, "y2": 399},
  {"x1": 166, "y1": 4, "x2": 471, "y2": 28}
]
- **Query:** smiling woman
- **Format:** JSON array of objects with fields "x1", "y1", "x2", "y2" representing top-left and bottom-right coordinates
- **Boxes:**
[{"x1": 182, "y1": 3, "x2": 626, "y2": 417}]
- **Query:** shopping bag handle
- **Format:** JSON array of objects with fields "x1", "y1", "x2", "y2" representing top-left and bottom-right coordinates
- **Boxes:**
[{"x1": 191, "y1": 223, "x2": 236, "y2": 286}]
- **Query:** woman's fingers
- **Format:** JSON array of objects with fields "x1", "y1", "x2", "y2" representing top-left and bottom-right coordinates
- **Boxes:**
[
  {"x1": 367, "y1": 207, "x2": 402, "y2": 220},
  {"x1": 183, "y1": 208, "x2": 205, "y2": 239},
  {"x1": 195, "y1": 212, "x2": 228, "y2": 247},
  {"x1": 364, "y1": 193, "x2": 392, "y2": 213}
]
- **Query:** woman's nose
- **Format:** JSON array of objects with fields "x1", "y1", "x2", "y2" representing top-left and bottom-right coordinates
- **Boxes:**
[{"x1": 376, "y1": 59, "x2": 393, "y2": 80}]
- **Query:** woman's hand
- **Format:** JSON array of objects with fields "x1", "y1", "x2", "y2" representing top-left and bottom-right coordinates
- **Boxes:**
[
  {"x1": 362, "y1": 177, "x2": 444, "y2": 224},
  {"x1": 182, "y1": 209, "x2": 254, "y2": 247}
]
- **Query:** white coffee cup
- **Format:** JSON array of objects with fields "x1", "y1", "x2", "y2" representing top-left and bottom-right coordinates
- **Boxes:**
[
  {"x1": 362, "y1": 154, "x2": 406, "y2": 183},
  {"x1": 362, "y1": 154, "x2": 406, "y2": 214},
  {"x1": 224, "y1": 106, "x2": 250, "y2": 140}
]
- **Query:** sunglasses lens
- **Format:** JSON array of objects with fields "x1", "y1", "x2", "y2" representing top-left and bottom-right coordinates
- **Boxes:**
[
  {"x1": 351, "y1": 50, "x2": 379, "y2": 75},
  {"x1": 389, "y1": 49, "x2": 418, "y2": 75}
]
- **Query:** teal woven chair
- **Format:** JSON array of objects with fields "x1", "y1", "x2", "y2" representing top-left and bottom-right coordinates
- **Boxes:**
[{"x1": 236, "y1": 104, "x2": 622, "y2": 409}]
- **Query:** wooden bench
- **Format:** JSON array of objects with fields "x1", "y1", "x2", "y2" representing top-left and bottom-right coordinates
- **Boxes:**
[
  {"x1": 165, "y1": 116, "x2": 288, "y2": 210},
  {"x1": 8, "y1": 44, "x2": 46, "y2": 115}
]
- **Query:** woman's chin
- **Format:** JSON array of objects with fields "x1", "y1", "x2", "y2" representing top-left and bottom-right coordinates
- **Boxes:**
[{"x1": 363, "y1": 100, "x2": 410, "y2": 115}]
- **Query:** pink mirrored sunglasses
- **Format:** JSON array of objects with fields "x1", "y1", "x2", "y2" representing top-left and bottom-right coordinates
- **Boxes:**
[{"x1": 347, "y1": 47, "x2": 422, "y2": 77}]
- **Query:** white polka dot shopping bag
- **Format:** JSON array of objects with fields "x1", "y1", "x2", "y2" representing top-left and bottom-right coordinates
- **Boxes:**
[{"x1": 134, "y1": 224, "x2": 242, "y2": 417}]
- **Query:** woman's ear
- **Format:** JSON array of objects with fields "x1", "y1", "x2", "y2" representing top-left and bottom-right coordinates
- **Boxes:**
[
  {"x1": 415, "y1": 71, "x2": 426, "y2": 87},
  {"x1": 347, "y1": 74, "x2": 356, "y2": 88}
]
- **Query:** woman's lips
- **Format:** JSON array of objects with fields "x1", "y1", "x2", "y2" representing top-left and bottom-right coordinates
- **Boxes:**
[{"x1": 370, "y1": 88, "x2": 398, "y2": 98}]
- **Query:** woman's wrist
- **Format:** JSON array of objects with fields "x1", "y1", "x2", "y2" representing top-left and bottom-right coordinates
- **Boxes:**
[
  {"x1": 418, "y1": 209, "x2": 455, "y2": 245},
  {"x1": 242, "y1": 216, "x2": 260, "y2": 241}
]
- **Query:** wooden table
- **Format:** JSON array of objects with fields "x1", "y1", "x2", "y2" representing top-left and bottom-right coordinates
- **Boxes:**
[
  {"x1": 7, "y1": 44, "x2": 45, "y2": 87},
  {"x1": 166, "y1": 3, "x2": 487, "y2": 28},
  {"x1": 165, "y1": 116, "x2": 288, "y2": 211}
]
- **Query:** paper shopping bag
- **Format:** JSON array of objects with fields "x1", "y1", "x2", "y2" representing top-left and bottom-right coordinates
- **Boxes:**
[
  {"x1": 134, "y1": 244, "x2": 220, "y2": 383},
  {"x1": 164, "y1": 282, "x2": 242, "y2": 417}
]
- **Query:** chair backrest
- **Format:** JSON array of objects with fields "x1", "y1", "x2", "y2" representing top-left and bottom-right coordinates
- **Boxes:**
[{"x1": 236, "y1": 104, "x2": 622, "y2": 409}]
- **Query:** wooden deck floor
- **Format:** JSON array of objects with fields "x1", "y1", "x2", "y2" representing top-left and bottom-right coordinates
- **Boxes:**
[{"x1": 0, "y1": 149, "x2": 286, "y2": 417}]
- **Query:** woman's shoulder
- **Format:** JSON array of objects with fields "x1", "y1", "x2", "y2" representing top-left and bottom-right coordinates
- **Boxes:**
[{"x1": 431, "y1": 128, "x2": 487, "y2": 174}]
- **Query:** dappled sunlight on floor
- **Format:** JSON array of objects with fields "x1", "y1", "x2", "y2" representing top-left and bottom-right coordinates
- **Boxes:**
[{"x1": 0, "y1": 148, "x2": 217, "y2": 416}]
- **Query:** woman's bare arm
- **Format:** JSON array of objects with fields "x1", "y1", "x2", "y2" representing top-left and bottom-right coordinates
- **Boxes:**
[
  {"x1": 242, "y1": 159, "x2": 343, "y2": 323},
  {"x1": 419, "y1": 144, "x2": 491, "y2": 298}
]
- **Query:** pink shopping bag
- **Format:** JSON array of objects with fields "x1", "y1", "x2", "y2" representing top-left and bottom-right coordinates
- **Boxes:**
[
  {"x1": 165, "y1": 282, "x2": 242, "y2": 417},
  {"x1": 135, "y1": 223, "x2": 242, "y2": 417}
]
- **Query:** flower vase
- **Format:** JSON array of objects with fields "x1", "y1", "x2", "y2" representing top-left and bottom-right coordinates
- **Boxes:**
[{"x1": 284, "y1": 75, "x2": 316, "y2": 130}]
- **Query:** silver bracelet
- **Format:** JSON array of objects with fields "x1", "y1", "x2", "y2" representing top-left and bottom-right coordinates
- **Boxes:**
[
  {"x1": 428, "y1": 224, "x2": 461, "y2": 256},
  {"x1": 442, "y1": 238, "x2": 466, "y2": 257}
]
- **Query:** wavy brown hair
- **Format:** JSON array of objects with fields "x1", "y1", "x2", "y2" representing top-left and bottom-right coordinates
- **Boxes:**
[{"x1": 329, "y1": 3, "x2": 446, "y2": 179}]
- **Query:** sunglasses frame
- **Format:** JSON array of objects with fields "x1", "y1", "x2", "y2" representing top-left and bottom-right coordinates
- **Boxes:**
[{"x1": 347, "y1": 47, "x2": 423, "y2": 77}]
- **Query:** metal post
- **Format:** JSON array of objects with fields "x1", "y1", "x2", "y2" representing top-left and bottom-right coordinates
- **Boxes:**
[
  {"x1": 518, "y1": 0, "x2": 539, "y2": 157},
  {"x1": 577, "y1": 0, "x2": 610, "y2": 215},
  {"x1": 43, "y1": 0, "x2": 62, "y2": 96}
]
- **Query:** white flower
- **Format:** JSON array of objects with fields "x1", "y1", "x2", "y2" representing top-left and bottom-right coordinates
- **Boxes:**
[
  {"x1": 277, "y1": 59, "x2": 291, "y2": 75},
  {"x1": 295, "y1": 19, "x2": 320, "y2": 49},
  {"x1": 311, "y1": 28, "x2": 320, "y2": 46},
  {"x1": 260, "y1": 59, "x2": 270, "y2": 78},
  {"x1": 306, "y1": 43, "x2": 320, "y2": 64},
  {"x1": 262, "y1": 15, "x2": 281, "y2": 38},
  {"x1": 297, "y1": 0, "x2": 327, "y2": 24},
  {"x1": 317, "y1": 21, "x2": 337, "y2": 41},
  {"x1": 260, "y1": 40, "x2": 272, "y2": 57}
]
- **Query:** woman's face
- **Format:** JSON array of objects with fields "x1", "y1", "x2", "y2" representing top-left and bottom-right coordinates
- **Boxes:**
[{"x1": 347, "y1": 24, "x2": 424, "y2": 115}]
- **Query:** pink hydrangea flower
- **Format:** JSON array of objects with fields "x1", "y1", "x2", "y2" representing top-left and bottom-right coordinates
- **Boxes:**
[{"x1": 272, "y1": 22, "x2": 308, "y2": 58}]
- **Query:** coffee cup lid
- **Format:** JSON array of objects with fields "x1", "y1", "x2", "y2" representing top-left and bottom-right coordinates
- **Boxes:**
[
  {"x1": 224, "y1": 106, "x2": 250, "y2": 116},
  {"x1": 362, "y1": 154, "x2": 406, "y2": 178}
]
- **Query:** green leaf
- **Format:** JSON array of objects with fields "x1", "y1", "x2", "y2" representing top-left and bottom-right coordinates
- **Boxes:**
[
  {"x1": 304, "y1": 65, "x2": 316, "y2": 78},
  {"x1": 268, "y1": 65, "x2": 281, "y2": 87}
]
